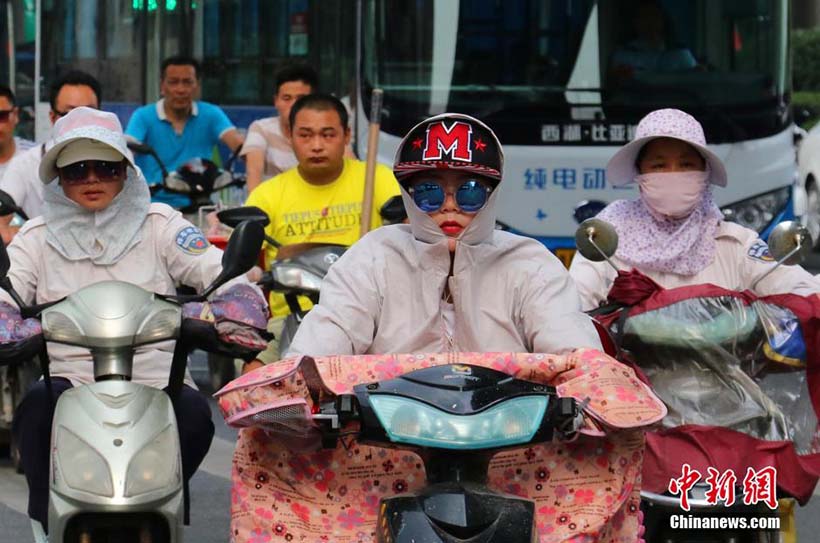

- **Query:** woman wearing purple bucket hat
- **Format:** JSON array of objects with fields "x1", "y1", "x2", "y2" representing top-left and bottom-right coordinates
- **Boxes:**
[{"x1": 569, "y1": 108, "x2": 820, "y2": 309}]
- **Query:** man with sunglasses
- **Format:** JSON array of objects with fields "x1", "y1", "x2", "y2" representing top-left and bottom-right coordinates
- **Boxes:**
[
  {"x1": 285, "y1": 113, "x2": 602, "y2": 357},
  {"x1": 0, "y1": 86, "x2": 35, "y2": 181},
  {"x1": 0, "y1": 70, "x2": 101, "y2": 243}
]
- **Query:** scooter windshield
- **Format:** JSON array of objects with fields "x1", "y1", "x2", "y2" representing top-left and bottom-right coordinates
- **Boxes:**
[{"x1": 618, "y1": 292, "x2": 817, "y2": 453}]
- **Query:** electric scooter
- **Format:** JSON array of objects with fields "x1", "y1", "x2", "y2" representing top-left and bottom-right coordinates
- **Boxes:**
[
  {"x1": 314, "y1": 363, "x2": 582, "y2": 542},
  {"x1": 0, "y1": 220, "x2": 264, "y2": 543},
  {"x1": 575, "y1": 218, "x2": 812, "y2": 543},
  {"x1": 125, "y1": 140, "x2": 245, "y2": 214}
]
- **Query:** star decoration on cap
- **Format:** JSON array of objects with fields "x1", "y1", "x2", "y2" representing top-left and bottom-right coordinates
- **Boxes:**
[
  {"x1": 411, "y1": 138, "x2": 424, "y2": 150},
  {"x1": 474, "y1": 137, "x2": 487, "y2": 152}
]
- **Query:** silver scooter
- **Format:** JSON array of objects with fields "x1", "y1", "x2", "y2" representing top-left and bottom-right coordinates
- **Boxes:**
[{"x1": 0, "y1": 220, "x2": 264, "y2": 543}]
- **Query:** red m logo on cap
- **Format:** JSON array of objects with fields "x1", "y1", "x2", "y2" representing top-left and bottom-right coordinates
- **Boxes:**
[{"x1": 423, "y1": 121, "x2": 473, "y2": 162}]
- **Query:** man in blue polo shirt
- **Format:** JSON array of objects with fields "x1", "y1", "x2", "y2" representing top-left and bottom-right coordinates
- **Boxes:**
[{"x1": 126, "y1": 55, "x2": 244, "y2": 210}]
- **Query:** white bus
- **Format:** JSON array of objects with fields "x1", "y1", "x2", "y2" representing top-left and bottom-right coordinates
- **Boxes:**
[{"x1": 355, "y1": 0, "x2": 799, "y2": 266}]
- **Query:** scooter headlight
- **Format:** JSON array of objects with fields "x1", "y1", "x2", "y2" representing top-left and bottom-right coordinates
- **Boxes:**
[
  {"x1": 125, "y1": 425, "x2": 181, "y2": 497},
  {"x1": 43, "y1": 311, "x2": 85, "y2": 345},
  {"x1": 369, "y1": 395, "x2": 548, "y2": 450},
  {"x1": 273, "y1": 265, "x2": 323, "y2": 292},
  {"x1": 134, "y1": 308, "x2": 180, "y2": 345},
  {"x1": 56, "y1": 427, "x2": 114, "y2": 497}
]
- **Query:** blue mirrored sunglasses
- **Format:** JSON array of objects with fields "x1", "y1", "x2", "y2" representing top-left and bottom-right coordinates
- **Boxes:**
[{"x1": 407, "y1": 179, "x2": 491, "y2": 213}]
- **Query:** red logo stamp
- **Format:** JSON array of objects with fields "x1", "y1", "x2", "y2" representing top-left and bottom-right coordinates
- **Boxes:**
[{"x1": 667, "y1": 465, "x2": 777, "y2": 511}]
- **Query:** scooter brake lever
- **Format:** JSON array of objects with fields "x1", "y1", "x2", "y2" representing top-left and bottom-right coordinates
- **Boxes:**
[
  {"x1": 336, "y1": 394, "x2": 358, "y2": 419},
  {"x1": 312, "y1": 395, "x2": 359, "y2": 430},
  {"x1": 312, "y1": 401, "x2": 340, "y2": 429},
  {"x1": 314, "y1": 395, "x2": 360, "y2": 449},
  {"x1": 157, "y1": 292, "x2": 206, "y2": 304},
  {"x1": 20, "y1": 297, "x2": 64, "y2": 319}
]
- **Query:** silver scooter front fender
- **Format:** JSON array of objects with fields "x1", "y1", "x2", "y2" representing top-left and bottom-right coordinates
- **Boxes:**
[{"x1": 48, "y1": 380, "x2": 183, "y2": 542}]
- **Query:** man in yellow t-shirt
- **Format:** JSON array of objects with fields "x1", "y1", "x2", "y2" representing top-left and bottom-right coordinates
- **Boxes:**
[{"x1": 244, "y1": 93, "x2": 400, "y2": 370}]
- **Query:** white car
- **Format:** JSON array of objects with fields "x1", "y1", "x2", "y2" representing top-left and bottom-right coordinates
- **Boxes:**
[{"x1": 797, "y1": 123, "x2": 820, "y2": 246}]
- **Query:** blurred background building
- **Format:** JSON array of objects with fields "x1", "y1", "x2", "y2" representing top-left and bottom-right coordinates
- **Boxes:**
[
  {"x1": 795, "y1": 0, "x2": 820, "y2": 28},
  {"x1": 0, "y1": 0, "x2": 358, "y2": 139}
]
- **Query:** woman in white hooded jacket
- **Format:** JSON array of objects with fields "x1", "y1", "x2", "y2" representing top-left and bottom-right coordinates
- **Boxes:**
[
  {"x1": 1, "y1": 107, "x2": 269, "y2": 531},
  {"x1": 286, "y1": 113, "x2": 601, "y2": 357}
]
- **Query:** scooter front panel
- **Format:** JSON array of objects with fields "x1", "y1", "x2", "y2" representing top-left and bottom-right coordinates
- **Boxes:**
[{"x1": 48, "y1": 381, "x2": 184, "y2": 541}]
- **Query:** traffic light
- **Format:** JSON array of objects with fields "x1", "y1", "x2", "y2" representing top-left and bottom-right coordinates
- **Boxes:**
[{"x1": 132, "y1": 0, "x2": 179, "y2": 11}]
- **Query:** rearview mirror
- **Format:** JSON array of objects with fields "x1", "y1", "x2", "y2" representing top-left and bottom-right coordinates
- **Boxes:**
[
  {"x1": 0, "y1": 233, "x2": 9, "y2": 277},
  {"x1": 379, "y1": 195, "x2": 407, "y2": 225},
  {"x1": 125, "y1": 139, "x2": 169, "y2": 180},
  {"x1": 575, "y1": 218, "x2": 618, "y2": 260},
  {"x1": 217, "y1": 206, "x2": 270, "y2": 229},
  {"x1": 0, "y1": 189, "x2": 27, "y2": 220},
  {"x1": 573, "y1": 200, "x2": 607, "y2": 225},
  {"x1": 0, "y1": 236, "x2": 27, "y2": 309},
  {"x1": 200, "y1": 220, "x2": 265, "y2": 299},
  {"x1": 767, "y1": 221, "x2": 812, "y2": 265},
  {"x1": 574, "y1": 218, "x2": 620, "y2": 272},
  {"x1": 795, "y1": 108, "x2": 813, "y2": 127},
  {"x1": 126, "y1": 139, "x2": 155, "y2": 155},
  {"x1": 751, "y1": 221, "x2": 813, "y2": 290}
]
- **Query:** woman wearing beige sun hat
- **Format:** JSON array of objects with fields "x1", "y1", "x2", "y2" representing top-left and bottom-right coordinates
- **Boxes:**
[
  {"x1": 1, "y1": 106, "x2": 269, "y2": 530},
  {"x1": 569, "y1": 108, "x2": 820, "y2": 311}
]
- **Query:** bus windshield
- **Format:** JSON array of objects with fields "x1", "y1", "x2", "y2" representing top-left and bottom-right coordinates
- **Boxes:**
[{"x1": 362, "y1": 0, "x2": 789, "y2": 145}]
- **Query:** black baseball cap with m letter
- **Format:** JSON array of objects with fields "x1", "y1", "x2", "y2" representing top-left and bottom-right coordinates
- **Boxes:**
[{"x1": 393, "y1": 113, "x2": 504, "y2": 186}]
